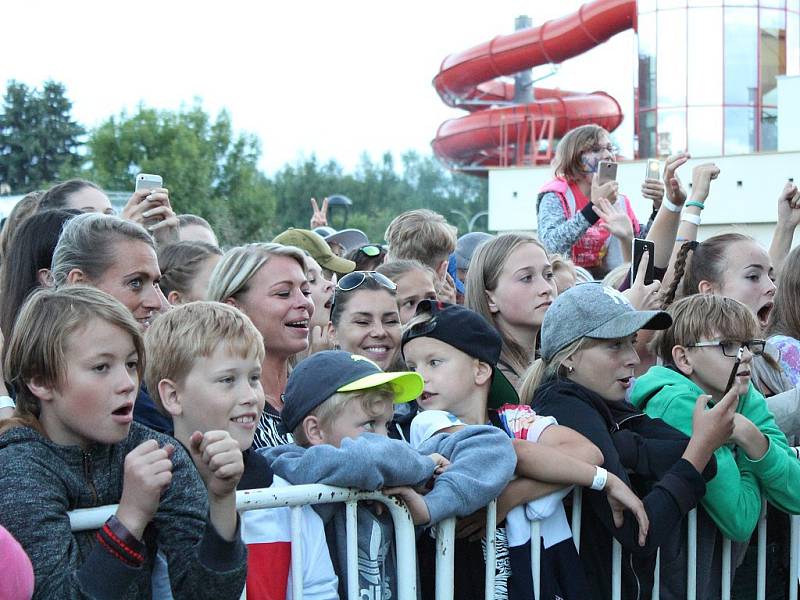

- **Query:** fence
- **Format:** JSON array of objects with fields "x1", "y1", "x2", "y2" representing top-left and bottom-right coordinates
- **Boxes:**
[{"x1": 68, "y1": 484, "x2": 800, "y2": 600}]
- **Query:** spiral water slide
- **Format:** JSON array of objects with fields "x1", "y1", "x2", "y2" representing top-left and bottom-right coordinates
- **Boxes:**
[{"x1": 432, "y1": 0, "x2": 637, "y2": 169}]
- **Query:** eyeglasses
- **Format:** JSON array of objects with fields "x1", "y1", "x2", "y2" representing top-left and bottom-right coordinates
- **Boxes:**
[
  {"x1": 330, "y1": 271, "x2": 397, "y2": 315},
  {"x1": 686, "y1": 339, "x2": 766, "y2": 357},
  {"x1": 357, "y1": 245, "x2": 384, "y2": 258},
  {"x1": 336, "y1": 270, "x2": 397, "y2": 292},
  {"x1": 586, "y1": 143, "x2": 617, "y2": 155}
]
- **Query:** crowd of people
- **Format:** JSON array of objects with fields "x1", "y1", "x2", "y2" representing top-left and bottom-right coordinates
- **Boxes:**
[{"x1": 0, "y1": 123, "x2": 799, "y2": 600}]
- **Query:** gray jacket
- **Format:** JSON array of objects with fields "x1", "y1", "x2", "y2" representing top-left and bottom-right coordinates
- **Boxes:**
[
  {"x1": 0, "y1": 422, "x2": 247, "y2": 600},
  {"x1": 263, "y1": 428, "x2": 516, "y2": 599}
]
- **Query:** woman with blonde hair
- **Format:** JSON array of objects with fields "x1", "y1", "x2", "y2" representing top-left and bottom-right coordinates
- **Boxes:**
[
  {"x1": 207, "y1": 243, "x2": 313, "y2": 448},
  {"x1": 465, "y1": 232, "x2": 556, "y2": 390}
]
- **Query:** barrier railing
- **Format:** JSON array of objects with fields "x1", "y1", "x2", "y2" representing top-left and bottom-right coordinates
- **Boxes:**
[
  {"x1": 69, "y1": 483, "x2": 800, "y2": 600},
  {"x1": 69, "y1": 484, "x2": 417, "y2": 600}
]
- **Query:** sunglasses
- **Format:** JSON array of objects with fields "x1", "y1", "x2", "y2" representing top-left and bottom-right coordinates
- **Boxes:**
[{"x1": 330, "y1": 271, "x2": 397, "y2": 315}]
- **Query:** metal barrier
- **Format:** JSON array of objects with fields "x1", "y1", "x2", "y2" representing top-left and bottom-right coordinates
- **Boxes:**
[
  {"x1": 68, "y1": 484, "x2": 800, "y2": 600},
  {"x1": 69, "y1": 484, "x2": 417, "y2": 600},
  {"x1": 431, "y1": 491, "x2": 800, "y2": 600}
]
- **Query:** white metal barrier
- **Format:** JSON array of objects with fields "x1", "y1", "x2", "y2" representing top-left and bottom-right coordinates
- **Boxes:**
[
  {"x1": 68, "y1": 484, "x2": 800, "y2": 600},
  {"x1": 431, "y1": 492, "x2": 800, "y2": 600},
  {"x1": 69, "y1": 484, "x2": 418, "y2": 600}
]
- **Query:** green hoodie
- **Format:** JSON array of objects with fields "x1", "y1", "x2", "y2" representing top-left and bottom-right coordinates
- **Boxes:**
[{"x1": 630, "y1": 366, "x2": 800, "y2": 541}]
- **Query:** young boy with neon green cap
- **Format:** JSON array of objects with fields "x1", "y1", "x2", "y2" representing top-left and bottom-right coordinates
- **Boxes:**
[{"x1": 263, "y1": 350, "x2": 516, "y2": 599}]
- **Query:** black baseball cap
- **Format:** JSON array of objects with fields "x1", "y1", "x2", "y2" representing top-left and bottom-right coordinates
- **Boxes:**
[
  {"x1": 280, "y1": 350, "x2": 422, "y2": 434},
  {"x1": 400, "y1": 300, "x2": 519, "y2": 409}
]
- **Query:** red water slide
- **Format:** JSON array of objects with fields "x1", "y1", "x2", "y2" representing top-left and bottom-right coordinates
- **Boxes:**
[{"x1": 432, "y1": 0, "x2": 637, "y2": 169}]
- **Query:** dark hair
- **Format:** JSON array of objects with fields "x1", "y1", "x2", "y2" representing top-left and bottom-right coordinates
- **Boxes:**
[
  {"x1": 38, "y1": 179, "x2": 102, "y2": 211},
  {"x1": 661, "y1": 233, "x2": 752, "y2": 308},
  {"x1": 767, "y1": 245, "x2": 800, "y2": 340},
  {"x1": 0, "y1": 209, "x2": 80, "y2": 339},
  {"x1": 158, "y1": 241, "x2": 223, "y2": 298},
  {"x1": 330, "y1": 277, "x2": 397, "y2": 327},
  {"x1": 0, "y1": 190, "x2": 43, "y2": 264},
  {"x1": 346, "y1": 245, "x2": 387, "y2": 271}
]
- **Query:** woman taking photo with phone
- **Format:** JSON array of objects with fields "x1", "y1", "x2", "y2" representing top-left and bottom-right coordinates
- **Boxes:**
[{"x1": 537, "y1": 125, "x2": 664, "y2": 278}]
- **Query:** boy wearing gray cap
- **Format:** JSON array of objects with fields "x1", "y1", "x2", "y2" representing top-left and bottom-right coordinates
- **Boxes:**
[
  {"x1": 521, "y1": 283, "x2": 738, "y2": 600},
  {"x1": 262, "y1": 350, "x2": 515, "y2": 599}
]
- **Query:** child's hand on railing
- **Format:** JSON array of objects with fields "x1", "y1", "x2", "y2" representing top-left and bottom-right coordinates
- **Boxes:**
[
  {"x1": 384, "y1": 486, "x2": 431, "y2": 526},
  {"x1": 604, "y1": 473, "x2": 649, "y2": 547}
]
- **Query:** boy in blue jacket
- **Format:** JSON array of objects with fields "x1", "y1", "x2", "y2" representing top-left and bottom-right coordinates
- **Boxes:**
[{"x1": 263, "y1": 350, "x2": 516, "y2": 599}]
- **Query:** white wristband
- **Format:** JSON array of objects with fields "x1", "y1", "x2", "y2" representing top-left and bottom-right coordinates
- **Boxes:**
[
  {"x1": 0, "y1": 395, "x2": 15, "y2": 410},
  {"x1": 662, "y1": 198, "x2": 682, "y2": 213},
  {"x1": 681, "y1": 213, "x2": 701, "y2": 226},
  {"x1": 590, "y1": 466, "x2": 608, "y2": 491}
]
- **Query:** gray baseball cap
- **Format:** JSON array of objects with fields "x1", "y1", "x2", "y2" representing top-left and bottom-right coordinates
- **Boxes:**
[
  {"x1": 540, "y1": 283, "x2": 672, "y2": 361},
  {"x1": 455, "y1": 232, "x2": 494, "y2": 271}
]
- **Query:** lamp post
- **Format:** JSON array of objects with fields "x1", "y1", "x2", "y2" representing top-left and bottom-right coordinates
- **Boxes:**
[{"x1": 327, "y1": 195, "x2": 352, "y2": 229}]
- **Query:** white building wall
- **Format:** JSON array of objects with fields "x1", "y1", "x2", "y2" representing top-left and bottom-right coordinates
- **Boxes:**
[{"x1": 488, "y1": 151, "x2": 800, "y2": 250}]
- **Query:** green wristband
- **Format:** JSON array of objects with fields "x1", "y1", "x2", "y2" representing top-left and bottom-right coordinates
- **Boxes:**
[{"x1": 686, "y1": 201, "x2": 705, "y2": 210}]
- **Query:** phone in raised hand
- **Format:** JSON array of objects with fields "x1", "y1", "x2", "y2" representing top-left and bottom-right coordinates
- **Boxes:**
[
  {"x1": 646, "y1": 159, "x2": 660, "y2": 180},
  {"x1": 597, "y1": 160, "x2": 618, "y2": 186},
  {"x1": 134, "y1": 174, "x2": 164, "y2": 228},
  {"x1": 631, "y1": 239, "x2": 655, "y2": 285}
]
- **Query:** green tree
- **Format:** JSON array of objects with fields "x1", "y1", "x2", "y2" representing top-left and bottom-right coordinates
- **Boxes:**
[
  {"x1": 85, "y1": 102, "x2": 275, "y2": 245},
  {"x1": 0, "y1": 80, "x2": 84, "y2": 192}
]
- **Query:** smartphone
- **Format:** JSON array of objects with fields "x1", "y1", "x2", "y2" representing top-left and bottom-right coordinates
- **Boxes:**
[
  {"x1": 135, "y1": 173, "x2": 163, "y2": 193},
  {"x1": 631, "y1": 239, "x2": 655, "y2": 285},
  {"x1": 134, "y1": 174, "x2": 163, "y2": 228},
  {"x1": 646, "y1": 159, "x2": 660, "y2": 180},
  {"x1": 597, "y1": 160, "x2": 618, "y2": 185}
]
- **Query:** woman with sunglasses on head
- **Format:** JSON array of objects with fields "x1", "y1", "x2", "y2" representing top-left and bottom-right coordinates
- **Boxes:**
[
  {"x1": 328, "y1": 271, "x2": 402, "y2": 371},
  {"x1": 538, "y1": 125, "x2": 664, "y2": 279},
  {"x1": 346, "y1": 244, "x2": 387, "y2": 272},
  {"x1": 630, "y1": 295, "x2": 800, "y2": 599},
  {"x1": 207, "y1": 243, "x2": 313, "y2": 449}
]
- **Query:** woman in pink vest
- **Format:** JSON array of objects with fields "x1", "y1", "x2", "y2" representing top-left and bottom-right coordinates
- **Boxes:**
[{"x1": 537, "y1": 125, "x2": 664, "y2": 279}]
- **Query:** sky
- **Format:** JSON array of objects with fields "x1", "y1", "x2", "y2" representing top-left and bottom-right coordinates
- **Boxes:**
[{"x1": 1, "y1": 1, "x2": 635, "y2": 175}]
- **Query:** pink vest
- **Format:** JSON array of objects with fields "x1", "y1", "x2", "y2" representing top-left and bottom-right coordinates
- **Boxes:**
[{"x1": 539, "y1": 178, "x2": 640, "y2": 268}]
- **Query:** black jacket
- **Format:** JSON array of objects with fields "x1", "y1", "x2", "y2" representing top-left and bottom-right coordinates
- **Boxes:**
[{"x1": 532, "y1": 378, "x2": 716, "y2": 600}]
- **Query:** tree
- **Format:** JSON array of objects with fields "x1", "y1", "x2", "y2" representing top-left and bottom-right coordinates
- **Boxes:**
[
  {"x1": 85, "y1": 102, "x2": 276, "y2": 245},
  {"x1": 0, "y1": 80, "x2": 84, "y2": 192}
]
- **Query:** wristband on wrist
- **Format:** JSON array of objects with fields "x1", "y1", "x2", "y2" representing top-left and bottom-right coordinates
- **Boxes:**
[
  {"x1": 0, "y1": 395, "x2": 15, "y2": 410},
  {"x1": 96, "y1": 515, "x2": 146, "y2": 568},
  {"x1": 590, "y1": 466, "x2": 608, "y2": 491},
  {"x1": 661, "y1": 198, "x2": 682, "y2": 213},
  {"x1": 686, "y1": 200, "x2": 705, "y2": 210},
  {"x1": 681, "y1": 213, "x2": 702, "y2": 226}
]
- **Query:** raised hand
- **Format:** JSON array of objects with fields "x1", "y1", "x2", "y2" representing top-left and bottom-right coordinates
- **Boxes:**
[
  {"x1": 593, "y1": 197, "x2": 633, "y2": 242},
  {"x1": 776, "y1": 181, "x2": 800, "y2": 230},
  {"x1": 591, "y1": 175, "x2": 619, "y2": 205},
  {"x1": 663, "y1": 152, "x2": 690, "y2": 206},
  {"x1": 623, "y1": 249, "x2": 662, "y2": 310},
  {"x1": 117, "y1": 440, "x2": 175, "y2": 538},
  {"x1": 641, "y1": 178, "x2": 665, "y2": 211},
  {"x1": 689, "y1": 163, "x2": 720, "y2": 204},
  {"x1": 122, "y1": 188, "x2": 179, "y2": 246},
  {"x1": 308, "y1": 325, "x2": 334, "y2": 356},
  {"x1": 682, "y1": 390, "x2": 738, "y2": 473},
  {"x1": 309, "y1": 197, "x2": 329, "y2": 229},
  {"x1": 604, "y1": 472, "x2": 649, "y2": 546}
]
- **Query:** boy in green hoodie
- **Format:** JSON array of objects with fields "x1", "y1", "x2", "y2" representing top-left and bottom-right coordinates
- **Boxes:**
[{"x1": 630, "y1": 294, "x2": 800, "y2": 599}]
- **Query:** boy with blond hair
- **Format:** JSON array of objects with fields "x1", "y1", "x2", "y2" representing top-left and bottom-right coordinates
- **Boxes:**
[
  {"x1": 145, "y1": 301, "x2": 338, "y2": 600},
  {"x1": 384, "y1": 209, "x2": 457, "y2": 280},
  {"x1": 264, "y1": 350, "x2": 515, "y2": 599}
]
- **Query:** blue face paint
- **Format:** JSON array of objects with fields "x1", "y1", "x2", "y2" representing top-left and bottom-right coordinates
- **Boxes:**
[{"x1": 581, "y1": 154, "x2": 599, "y2": 174}]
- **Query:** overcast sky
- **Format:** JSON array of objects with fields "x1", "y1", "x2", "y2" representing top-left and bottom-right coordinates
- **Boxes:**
[{"x1": 1, "y1": 0, "x2": 634, "y2": 174}]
